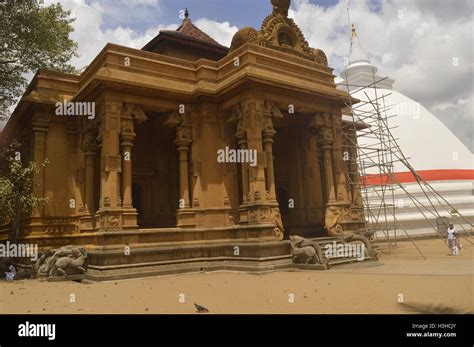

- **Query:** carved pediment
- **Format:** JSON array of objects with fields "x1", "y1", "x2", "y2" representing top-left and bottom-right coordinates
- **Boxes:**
[{"x1": 230, "y1": 0, "x2": 328, "y2": 66}]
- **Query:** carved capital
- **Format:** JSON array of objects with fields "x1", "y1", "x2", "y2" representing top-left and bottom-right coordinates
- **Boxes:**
[
  {"x1": 175, "y1": 125, "x2": 192, "y2": 148},
  {"x1": 122, "y1": 103, "x2": 147, "y2": 124},
  {"x1": 83, "y1": 129, "x2": 98, "y2": 154},
  {"x1": 318, "y1": 126, "x2": 334, "y2": 146},
  {"x1": 31, "y1": 117, "x2": 49, "y2": 137},
  {"x1": 235, "y1": 117, "x2": 246, "y2": 140}
]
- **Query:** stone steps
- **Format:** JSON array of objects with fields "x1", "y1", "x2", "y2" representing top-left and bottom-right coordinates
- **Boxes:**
[{"x1": 83, "y1": 235, "x2": 377, "y2": 280}]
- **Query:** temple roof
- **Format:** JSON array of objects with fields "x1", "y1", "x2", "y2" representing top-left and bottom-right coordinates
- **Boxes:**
[
  {"x1": 142, "y1": 9, "x2": 228, "y2": 57},
  {"x1": 170, "y1": 16, "x2": 221, "y2": 46}
]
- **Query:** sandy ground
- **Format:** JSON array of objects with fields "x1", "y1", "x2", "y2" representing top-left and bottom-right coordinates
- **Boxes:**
[{"x1": 0, "y1": 238, "x2": 472, "y2": 314}]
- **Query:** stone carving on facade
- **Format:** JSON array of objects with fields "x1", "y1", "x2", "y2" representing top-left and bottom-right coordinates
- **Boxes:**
[
  {"x1": 121, "y1": 118, "x2": 134, "y2": 136},
  {"x1": 176, "y1": 126, "x2": 192, "y2": 142},
  {"x1": 249, "y1": 211, "x2": 257, "y2": 222},
  {"x1": 107, "y1": 215, "x2": 119, "y2": 228},
  {"x1": 310, "y1": 48, "x2": 328, "y2": 66},
  {"x1": 272, "y1": 211, "x2": 284, "y2": 240},
  {"x1": 235, "y1": 117, "x2": 245, "y2": 138},
  {"x1": 290, "y1": 235, "x2": 326, "y2": 265},
  {"x1": 318, "y1": 126, "x2": 334, "y2": 145},
  {"x1": 120, "y1": 103, "x2": 147, "y2": 140},
  {"x1": 229, "y1": 27, "x2": 259, "y2": 52},
  {"x1": 164, "y1": 110, "x2": 182, "y2": 128},
  {"x1": 264, "y1": 100, "x2": 284, "y2": 119},
  {"x1": 229, "y1": 0, "x2": 328, "y2": 64},
  {"x1": 324, "y1": 205, "x2": 345, "y2": 236},
  {"x1": 33, "y1": 246, "x2": 88, "y2": 278},
  {"x1": 82, "y1": 129, "x2": 97, "y2": 149},
  {"x1": 165, "y1": 110, "x2": 193, "y2": 145},
  {"x1": 263, "y1": 116, "x2": 275, "y2": 133}
]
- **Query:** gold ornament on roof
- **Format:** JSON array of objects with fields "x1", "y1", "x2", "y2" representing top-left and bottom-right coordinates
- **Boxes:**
[
  {"x1": 229, "y1": 0, "x2": 328, "y2": 66},
  {"x1": 352, "y1": 24, "x2": 357, "y2": 38},
  {"x1": 271, "y1": 0, "x2": 291, "y2": 17}
]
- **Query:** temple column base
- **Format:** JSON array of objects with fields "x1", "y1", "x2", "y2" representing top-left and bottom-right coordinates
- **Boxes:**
[
  {"x1": 97, "y1": 208, "x2": 124, "y2": 232},
  {"x1": 176, "y1": 209, "x2": 197, "y2": 228},
  {"x1": 121, "y1": 207, "x2": 139, "y2": 230},
  {"x1": 238, "y1": 202, "x2": 283, "y2": 240},
  {"x1": 79, "y1": 213, "x2": 97, "y2": 232}
]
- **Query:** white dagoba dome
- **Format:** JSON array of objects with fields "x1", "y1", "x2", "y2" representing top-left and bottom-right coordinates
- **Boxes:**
[
  {"x1": 337, "y1": 25, "x2": 473, "y2": 174},
  {"x1": 337, "y1": 24, "x2": 473, "y2": 236}
]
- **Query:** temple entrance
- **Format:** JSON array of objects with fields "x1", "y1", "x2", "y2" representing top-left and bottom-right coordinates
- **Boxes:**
[
  {"x1": 273, "y1": 122, "x2": 299, "y2": 237},
  {"x1": 272, "y1": 117, "x2": 325, "y2": 238},
  {"x1": 132, "y1": 114, "x2": 179, "y2": 228}
]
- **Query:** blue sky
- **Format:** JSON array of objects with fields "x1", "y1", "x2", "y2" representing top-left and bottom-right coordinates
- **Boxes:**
[{"x1": 88, "y1": 0, "x2": 342, "y2": 33}]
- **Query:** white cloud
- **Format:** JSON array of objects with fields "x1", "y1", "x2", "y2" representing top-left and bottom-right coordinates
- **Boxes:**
[
  {"x1": 43, "y1": 0, "x2": 236, "y2": 70},
  {"x1": 41, "y1": 0, "x2": 177, "y2": 69},
  {"x1": 193, "y1": 19, "x2": 238, "y2": 46}
]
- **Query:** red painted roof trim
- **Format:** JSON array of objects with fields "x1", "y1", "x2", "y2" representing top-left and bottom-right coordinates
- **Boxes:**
[{"x1": 362, "y1": 169, "x2": 474, "y2": 186}]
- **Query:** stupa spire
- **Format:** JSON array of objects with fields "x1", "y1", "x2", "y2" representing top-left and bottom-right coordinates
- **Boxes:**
[{"x1": 348, "y1": 23, "x2": 370, "y2": 65}]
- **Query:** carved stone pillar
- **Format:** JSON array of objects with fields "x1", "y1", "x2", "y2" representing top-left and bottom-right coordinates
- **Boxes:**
[
  {"x1": 120, "y1": 103, "x2": 146, "y2": 229},
  {"x1": 332, "y1": 116, "x2": 350, "y2": 203},
  {"x1": 343, "y1": 126, "x2": 364, "y2": 225},
  {"x1": 83, "y1": 130, "x2": 97, "y2": 214},
  {"x1": 262, "y1": 117, "x2": 276, "y2": 202},
  {"x1": 306, "y1": 118, "x2": 324, "y2": 224},
  {"x1": 164, "y1": 110, "x2": 195, "y2": 227},
  {"x1": 235, "y1": 119, "x2": 249, "y2": 203},
  {"x1": 229, "y1": 99, "x2": 283, "y2": 239},
  {"x1": 31, "y1": 116, "x2": 49, "y2": 217},
  {"x1": 319, "y1": 126, "x2": 336, "y2": 204},
  {"x1": 319, "y1": 118, "x2": 353, "y2": 236},
  {"x1": 176, "y1": 126, "x2": 192, "y2": 208},
  {"x1": 96, "y1": 99, "x2": 123, "y2": 231},
  {"x1": 120, "y1": 123, "x2": 134, "y2": 208},
  {"x1": 234, "y1": 100, "x2": 268, "y2": 204}
]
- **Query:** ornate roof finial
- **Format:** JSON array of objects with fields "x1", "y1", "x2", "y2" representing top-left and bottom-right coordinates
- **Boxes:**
[
  {"x1": 348, "y1": 23, "x2": 370, "y2": 65},
  {"x1": 351, "y1": 23, "x2": 357, "y2": 38},
  {"x1": 184, "y1": 8, "x2": 189, "y2": 19},
  {"x1": 271, "y1": 0, "x2": 290, "y2": 17}
]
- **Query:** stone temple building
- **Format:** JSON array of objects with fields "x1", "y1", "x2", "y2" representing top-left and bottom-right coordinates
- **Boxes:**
[{"x1": 0, "y1": 0, "x2": 366, "y2": 277}]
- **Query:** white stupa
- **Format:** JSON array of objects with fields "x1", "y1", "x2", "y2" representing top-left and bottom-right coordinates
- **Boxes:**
[{"x1": 336, "y1": 24, "x2": 473, "y2": 237}]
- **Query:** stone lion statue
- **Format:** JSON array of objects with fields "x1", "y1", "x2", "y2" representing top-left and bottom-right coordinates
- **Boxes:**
[
  {"x1": 289, "y1": 235, "x2": 326, "y2": 265},
  {"x1": 33, "y1": 245, "x2": 88, "y2": 278}
]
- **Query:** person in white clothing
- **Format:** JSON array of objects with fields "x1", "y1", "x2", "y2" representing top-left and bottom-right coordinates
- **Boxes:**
[{"x1": 447, "y1": 224, "x2": 458, "y2": 256}]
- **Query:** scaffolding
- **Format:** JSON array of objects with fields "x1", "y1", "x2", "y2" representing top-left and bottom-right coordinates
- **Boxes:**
[{"x1": 340, "y1": 71, "x2": 473, "y2": 258}]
